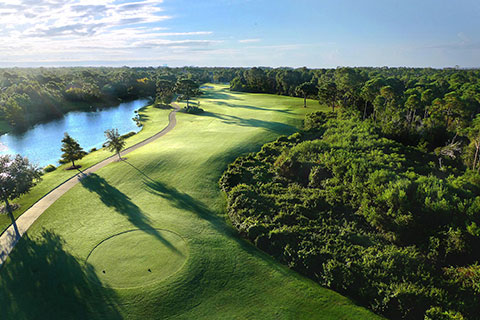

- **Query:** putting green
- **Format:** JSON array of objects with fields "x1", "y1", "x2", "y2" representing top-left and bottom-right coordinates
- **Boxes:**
[{"x1": 86, "y1": 229, "x2": 188, "y2": 289}]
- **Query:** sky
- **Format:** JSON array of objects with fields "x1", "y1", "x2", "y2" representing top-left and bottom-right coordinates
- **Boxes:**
[{"x1": 0, "y1": 0, "x2": 479, "y2": 68}]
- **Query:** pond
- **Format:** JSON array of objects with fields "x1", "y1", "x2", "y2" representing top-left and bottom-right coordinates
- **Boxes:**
[{"x1": 0, "y1": 99, "x2": 149, "y2": 168}]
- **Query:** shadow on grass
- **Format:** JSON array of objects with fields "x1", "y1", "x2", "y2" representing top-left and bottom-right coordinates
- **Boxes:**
[
  {"x1": 201, "y1": 90, "x2": 240, "y2": 101},
  {"x1": 80, "y1": 173, "x2": 182, "y2": 255},
  {"x1": 123, "y1": 161, "x2": 228, "y2": 232},
  {"x1": 214, "y1": 100, "x2": 293, "y2": 114},
  {"x1": 0, "y1": 230, "x2": 122, "y2": 319},
  {"x1": 122, "y1": 161, "x2": 293, "y2": 279},
  {"x1": 199, "y1": 111, "x2": 297, "y2": 135}
]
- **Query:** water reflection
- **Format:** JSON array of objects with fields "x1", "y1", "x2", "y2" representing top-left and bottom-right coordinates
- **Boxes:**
[{"x1": 0, "y1": 99, "x2": 148, "y2": 167}]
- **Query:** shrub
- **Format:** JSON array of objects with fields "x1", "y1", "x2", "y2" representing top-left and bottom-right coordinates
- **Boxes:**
[
  {"x1": 220, "y1": 113, "x2": 480, "y2": 319},
  {"x1": 181, "y1": 106, "x2": 204, "y2": 114},
  {"x1": 121, "y1": 131, "x2": 136, "y2": 139},
  {"x1": 43, "y1": 164, "x2": 57, "y2": 173}
]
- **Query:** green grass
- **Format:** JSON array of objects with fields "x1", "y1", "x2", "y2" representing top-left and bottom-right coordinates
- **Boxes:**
[
  {"x1": 0, "y1": 85, "x2": 383, "y2": 319},
  {"x1": 86, "y1": 229, "x2": 188, "y2": 289},
  {"x1": 0, "y1": 104, "x2": 171, "y2": 233}
]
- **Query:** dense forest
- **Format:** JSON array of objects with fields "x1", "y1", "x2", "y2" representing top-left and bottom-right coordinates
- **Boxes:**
[
  {"x1": 0, "y1": 67, "x2": 239, "y2": 132},
  {"x1": 220, "y1": 112, "x2": 480, "y2": 319}
]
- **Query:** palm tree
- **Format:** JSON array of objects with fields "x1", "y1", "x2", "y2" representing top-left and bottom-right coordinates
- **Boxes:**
[{"x1": 104, "y1": 129, "x2": 126, "y2": 160}]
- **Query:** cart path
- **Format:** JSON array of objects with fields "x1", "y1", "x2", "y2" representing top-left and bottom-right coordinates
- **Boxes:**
[{"x1": 0, "y1": 103, "x2": 181, "y2": 265}]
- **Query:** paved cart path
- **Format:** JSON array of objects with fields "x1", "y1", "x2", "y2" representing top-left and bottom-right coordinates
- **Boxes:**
[{"x1": 0, "y1": 103, "x2": 181, "y2": 265}]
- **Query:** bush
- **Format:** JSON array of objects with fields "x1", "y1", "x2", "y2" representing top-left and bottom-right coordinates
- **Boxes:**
[
  {"x1": 121, "y1": 131, "x2": 136, "y2": 139},
  {"x1": 43, "y1": 164, "x2": 57, "y2": 173},
  {"x1": 181, "y1": 106, "x2": 204, "y2": 114}
]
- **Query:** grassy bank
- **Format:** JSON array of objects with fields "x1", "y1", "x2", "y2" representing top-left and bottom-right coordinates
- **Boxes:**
[{"x1": 0, "y1": 85, "x2": 382, "y2": 319}]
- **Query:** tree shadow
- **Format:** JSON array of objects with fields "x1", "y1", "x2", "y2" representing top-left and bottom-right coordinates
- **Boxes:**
[
  {"x1": 199, "y1": 112, "x2": 297, "y2": 135},
  {"x1": 122, "y1": 161, "x2": 227, "y2": 232},
  {"x1": 214, "y1": 100, "x2": 293, "y2": 114},
  {"x1": 0, "y1": 230, "x2": 123, "y2": 319},
  {"x1": 122, "y1": 161, "x2": 302, "y2": 278},
  {"x1": 80, "y1": 173, "x2": 182, "y2": 255},
  {"x1": 200, "y1": 88, "x2": 242, "y2": 101}
]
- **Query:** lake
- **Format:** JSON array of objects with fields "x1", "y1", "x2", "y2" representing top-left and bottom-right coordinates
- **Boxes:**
[{"x1": 0, "y1": 99, "x2": 149, "y2": 168}]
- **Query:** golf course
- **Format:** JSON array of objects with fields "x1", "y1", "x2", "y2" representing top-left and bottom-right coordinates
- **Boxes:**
[{"x1": 0, "y1": 84, "x2": 381, "y2": 319}]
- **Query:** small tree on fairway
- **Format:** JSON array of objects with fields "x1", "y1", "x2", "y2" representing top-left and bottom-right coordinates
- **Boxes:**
[
  {"x1": 155, "y1": 79, "x2": 175, "y2": 106},
  {"x1": 0, "y1": 154, "x2": 42, "y2": 238},
  {"x1": 295, "y1": 82, "x2": 317, "y2": 108},
  {"x1": 174, "y1": 78, "x2": 199, "y2": 107},
  {"x1": 61, "y1": 133, "x2": 86, "y2": 169},
  {"x1": 105, "y1": 129, "x2": 126, "y2": 160}
]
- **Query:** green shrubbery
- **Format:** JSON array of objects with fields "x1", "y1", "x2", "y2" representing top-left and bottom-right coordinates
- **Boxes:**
[
  {"x1": 181, "y1": 106, "x2": 204, "y2": 114},
  {"x1": 220, "y1": 112, "x2": 480, "y2": 319},
  {"x1": 43, "y1": 164, "x2": 56, "y2": 173}
]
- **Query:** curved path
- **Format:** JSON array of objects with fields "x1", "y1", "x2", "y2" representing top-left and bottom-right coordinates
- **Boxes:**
[{"x1": 0, "y1": 103, "x2": 181, "y2": 265}]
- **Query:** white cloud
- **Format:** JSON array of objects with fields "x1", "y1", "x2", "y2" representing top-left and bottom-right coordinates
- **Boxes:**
[
  {"x1": 238, "y1": 38, "x2": 261, "y2": 43},
  {"x1": 0, "y1": 0, "x2": 218, "y2": 64}
]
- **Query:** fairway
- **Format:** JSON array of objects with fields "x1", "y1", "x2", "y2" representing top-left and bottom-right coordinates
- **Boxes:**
[{"x1": 0, "y1": 85, "x2": 382, "y2": 319}]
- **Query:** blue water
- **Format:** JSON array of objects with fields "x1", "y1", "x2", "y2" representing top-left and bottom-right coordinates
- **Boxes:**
[{"x1": 0, "y1": 99, "x2": 148, "y2": 167}]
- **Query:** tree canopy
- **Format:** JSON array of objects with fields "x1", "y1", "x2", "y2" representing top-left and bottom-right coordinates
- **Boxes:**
[
  {"x1": 60, "y1": 133, "x2": 86, "y2": 169},
  {"x1": 104, "y1": 128, "x2": 126, "y2": 160},
  {"x1": 220, "y1": 112, "x2": 480, "y2": 319},
  {"x1": 0, "y1": 154, "x2": 41, "y2": 236}
]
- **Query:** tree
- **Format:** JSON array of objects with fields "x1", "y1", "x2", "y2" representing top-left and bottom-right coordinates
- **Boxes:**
[
  {"x1": 155, "y1": 79, "x2": 175, "y2": 106},
  {"x1": 360, "y1": 78, "x2": 384, "y2": 119},
  {"x1": 334, "y1": 67, "x2": 364, "y2": 108},
  {"x1": 174, "y1": 78, "x2": 199, "y2": 107},
  {"x1": 466, "y1": 115, "x2": 480, "y2": 171},
  {"x1": 104, "y1": 129, "x2": 126, "y2": 160},
  {"x1": 404, "y1": 94, "x2": 421, "y2": 127},
  {"x1": 0, "y1": 154, "x2": 42, "y2": 238},
  {"x1": 318, "y1": 81, "x2": 338, "y2": 112},
  {"x1": 295, "y1": 82, "x2": 316, "y2": 108},
  {"x1": 60, "y1": 133, "x2": 86, "y2": 169}
]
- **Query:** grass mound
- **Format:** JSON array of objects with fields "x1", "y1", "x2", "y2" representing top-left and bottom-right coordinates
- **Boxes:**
[{"x1": 86, "y1": 229, "x2": 188, "y2": 289}]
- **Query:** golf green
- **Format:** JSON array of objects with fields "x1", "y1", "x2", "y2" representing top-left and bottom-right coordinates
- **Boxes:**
[{"x1": 86, "y1": 229, "x2": 188, "y2": 288}]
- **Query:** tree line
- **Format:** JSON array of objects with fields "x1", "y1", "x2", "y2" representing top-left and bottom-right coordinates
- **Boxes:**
[{"x1": 230, "y1": 67, "x2": 480, "y2": 172}]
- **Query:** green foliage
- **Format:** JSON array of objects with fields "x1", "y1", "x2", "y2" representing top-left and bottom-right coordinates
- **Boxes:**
[
  {"x1": 221, "y1": 112, "x2": 480, "y2": 319},
  {"x1": 175, "y1": 78, "x2": 200, "y2": 107},
  {"x1": 0, "y1": 154, "x2": 42, "y2": 202},
  {"x1": 60, "y1": 133, "x2": 86, "y2": 167},
  {"x1": 229, "y1": 66, "x2": 480, "y2": 167},
  {"x1": 181, "y1": 106, "x2": 204, "y2": 114},
  {"x1": 425, "y1": 307, "x2": 465, "y2": 320},
  {"x1": 104, "y1": 128, "x2": 126, "y2": 159},
  {"x1": 43, "y1": 164, "x2": 57, "y2": 173}
]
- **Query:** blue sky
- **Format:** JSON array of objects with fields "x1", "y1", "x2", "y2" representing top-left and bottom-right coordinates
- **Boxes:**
[{"x1": 0, "y1": 0, "x2": 479, "y2": 68}]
